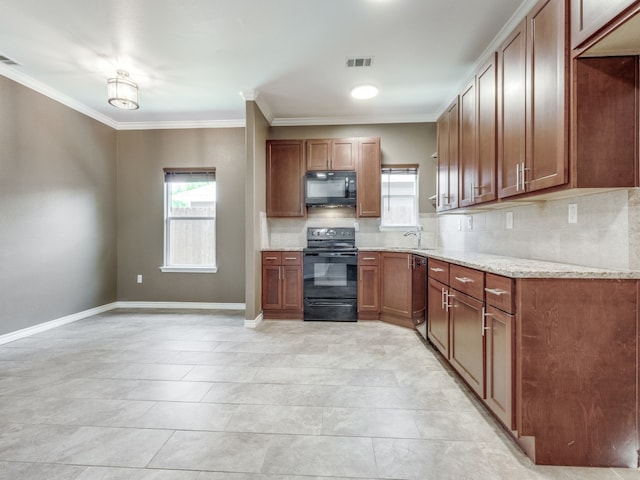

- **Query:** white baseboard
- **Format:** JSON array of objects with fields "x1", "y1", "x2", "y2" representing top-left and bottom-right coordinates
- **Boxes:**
[
  {"x1": 244, "y1": 312, "x2": 264, "y2": 329},
  {"x1": 0, "y1": 302, "x2": 118, "y2": 346},
  {"x1": 114, "y1": 301, "x2": 246, "y2": 310},
  {"x1": 0, "y1": 301, "x2": 249, "y2": 346}
]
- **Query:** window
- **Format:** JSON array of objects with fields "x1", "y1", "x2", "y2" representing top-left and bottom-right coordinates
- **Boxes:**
[
  {"x1": 161, "y1": 168, "x2": 217, "y2": 273},
  {"x1": 380, "y1": 165, "x2": 419, "y2": 228}
]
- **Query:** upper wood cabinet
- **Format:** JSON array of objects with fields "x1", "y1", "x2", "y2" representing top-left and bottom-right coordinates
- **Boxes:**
[
  {"x1": 306, "y1": 138, "x2": 357, "y2": 171},
  {"x1": 498, "y1": 0, "x2": 568, "y2": 199},
  {"x1": 570, "y1": 0, "x2": 637, "y2": 48},
  {"x1": 459, "y1": 54, "x2": 497, "y2": 207},
  {"x1": 436, "y1": 98, "x2": 459, "y2": 211},
  {"x1": 356, "y1": 137, "x2": 381, "y2": 217},
  {"x1": 266, "y1": 140, "x2": 306, "y2": 217}
]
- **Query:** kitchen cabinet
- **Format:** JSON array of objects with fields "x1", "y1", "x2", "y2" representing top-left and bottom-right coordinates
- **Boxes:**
[
  {"x1": 459, "y1": 54, "x2": 498, "y2": 207},
  {"x1": 436, "y1": 98, "x2": 459, "y2": 211},
  {"x1": 357, "y1": 252, "x2": 380, "y2": 320},
  {"x1": 448, "y1": 264, "x2": 486, "y2": 398},
  {"x1": 266, "y1": 140, "x2": 305, "y2": 217},
  {"x1": 380, "y1": 252, "x2": 426, "y2": 329},
  {"x1": 261, "y1": 251, "x2": 303, "y2": 319},
  {"x1": 484, "y1": 273, "x2": 515, "y2": 430},
  {"x1": 356, "y1": 137, "x2": 381, "y2": 218},
  {"x1": 427, "y1": 259, "x2": 451, "y2": 357},
  {"x1": 306, "y1": 138, "x2": 357, "y2": 171},
  {"x1": 570, "y1": 0, "x2": 637, "y2": 48},
  {"x1": 498, "y1": 0, "x2": 568, "y2": 200}
]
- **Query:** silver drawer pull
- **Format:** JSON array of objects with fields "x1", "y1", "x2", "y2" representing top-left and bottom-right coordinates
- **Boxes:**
[
  {"x1": 362, "y1": 257, "x2": 377, "y2": 261},
  {"x1": 485, "y1": 287, "x2": 507, "y2": 296},
  {"x1": 265, "y1": 256, "x2": 278, "y2": 260},
  {"x1": 430, "y1": 267, "x2": 444, "y2": 272},
  {"x1": 454, "y1": 276, "x2": 473, "y2": 283},
  {"x1": 284, "y1": 257, "x2": 298, "y2": 261}
]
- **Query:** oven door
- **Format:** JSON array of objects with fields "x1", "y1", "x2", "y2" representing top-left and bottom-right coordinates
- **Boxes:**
[{"x1": 303, "y1": 251, "x2": 357, "y2": 299}]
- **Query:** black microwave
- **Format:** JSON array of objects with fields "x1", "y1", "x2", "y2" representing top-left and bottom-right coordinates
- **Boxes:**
[{"x1": 305, "y1": 171, "x2": 356, "y2": 207}]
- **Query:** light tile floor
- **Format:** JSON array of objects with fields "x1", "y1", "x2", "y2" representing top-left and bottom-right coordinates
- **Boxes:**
[{"x1": 0, "y1": 309, "x2": 639, "y2": 480}]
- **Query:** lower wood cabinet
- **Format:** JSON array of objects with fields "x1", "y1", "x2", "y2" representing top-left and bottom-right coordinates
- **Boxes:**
[
  {"x1": 358, "y1": 252, "x2": 381, "y2": 320},
  {"x1": 261, "y1": 251, "x2": 303, "y2": 319},
  {"x1": 426, "y1": 257, "x2": 639, "y2": 468}
]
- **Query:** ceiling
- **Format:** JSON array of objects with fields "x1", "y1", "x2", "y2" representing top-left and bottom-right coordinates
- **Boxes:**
[{"x1": 0, "y1": 0, "x2": 532, "y2": 129}]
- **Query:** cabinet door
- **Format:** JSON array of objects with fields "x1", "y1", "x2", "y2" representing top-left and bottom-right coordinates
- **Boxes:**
[
  {"x1": 266, "y1": 140, "x2": 305, "y2": 217},
  {"x1": 498, "y1": 20, "x2": 527, "y2": 199},
  {"x1": 476, "y1": 54, "x2": 497, "y2": 204},
  {"x1": 282, "y1": 265, "x2": 302, "y2": 311},
  {"x1": 331, "y1": 138, "x2": 357, "y2": 170},
  {"x1": 571, "y1": 0, "x2": 636, "y2": 48},
  {"x1": 427, "y1": 278, "x2": 449, "y2": 358},
  {"x1": 449, "y1": 290, "x2": 485, "y2": 398},
  {"x1": 357, "y1": 137, "x2": 381, "y2": 217},
  {"x1": 459, "y1": 79, "x2": 477, "y2": 208},
  {"x1": 380, "y1": 253, "x2": 412, "y2": 318},
  {"x1": 306, "y1": 139, "x2": 330, "y2": 171},
  {"x1": 358, "y1": 265, "x2": 380, "y2": 313},
  {"x1": 526, "y1": 0, "x2": 568, "y2": 193},
  {"x1": 485, "y1": 305, "x2": 514, "y2": 429},
  {"x1": 262, "y1": 265, "x2": 282, "y2": 310},
  {"x1": 437, "y1": 99, "x2": 460, "y2": 211}
]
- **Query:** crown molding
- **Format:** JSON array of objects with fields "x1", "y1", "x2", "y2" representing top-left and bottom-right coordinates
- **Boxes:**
[
  {"x1": 115, "y1": 119, "x2": 246, "y2": 130},
  {"x1": 270, "y1": 113, "x2": 437, "y2": 126}
]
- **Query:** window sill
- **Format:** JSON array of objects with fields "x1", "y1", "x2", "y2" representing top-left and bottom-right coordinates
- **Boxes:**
[{"x1": 159, "y1": 266, "x2": 218, "y2": 273}]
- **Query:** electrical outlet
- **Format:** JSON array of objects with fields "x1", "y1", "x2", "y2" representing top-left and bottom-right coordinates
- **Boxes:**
[
  {"x1": 568, "y1": 204, "x2": 578, "y2": 224},
  {"x1": 506, "y1": 211, "x2": 513, "y2": 230},
  {"x1": 456, "y1": 217, "x2": 462, "y2": 231},
  {"x1": 466, "y1": 216, "x2": 473, "y2": 230},
  {"x1": 137, "y1": 274, "x2": 143, "y2": 284}
]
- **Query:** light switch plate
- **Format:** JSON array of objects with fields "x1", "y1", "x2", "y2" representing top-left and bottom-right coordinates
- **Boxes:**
[
  {"x1": 568, "y1": 204, "x2": 578, "y2": 224},
  {"x1": 506, "y1": 211, "x2": 513, "y2": 230}
]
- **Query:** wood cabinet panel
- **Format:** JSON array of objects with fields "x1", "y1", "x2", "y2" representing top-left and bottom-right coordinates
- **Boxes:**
[
  {"x1": 573, "y1": 56, "x2": 639, "y2": 188},
  {"x1": 358, "y1": 265, "x2": 381, "y2": 315},
  {"x1": 380, "y1": 253, "x2": 412, "y2": 319},
  {"x1": 449, "y1": 264, "x2": 484, "y2": 300},
  {"x1": 428, "y1": 277, "x2": 450, "y2": 358},
  {"x1": 332, "y1": 138, "x2": 357, "y2": 170},
  {"x1": 266, "y1": 140, "x2": 305, "y2": 217},
  {"x1": 357, "y1": 137, "x2": 381, "y2": 217},
  {"x1": 282, "y1": 265, "x2": 303, "y2": 310},
  {"x1": 571, "y1": 0, "x2": 637, "y2": 48},
  {"x1": 261, "y1": 250, "x2": 303, "y2": 319},
  {"x1": 437, "y1": 99, "x2": 459, "y2": 211},
  {"x1": 459, "y1": 79, "x2": 477, "y2": 208},
  {"x1": 485, "y1": 305, "x2": 514, "y2": 429},
  {"x1": 485, "y1": 273, "x2": 515, "y2": 314},
  {"x1": 476, "y1": 55, "x2": 498, "y2": 204},
  {"x1": 449, "y1": 289, "x2": 485, "y2": 398},
  {"x1": 306, "y1": 139, "x2": 331, "y2": 171},
  {"x1": 262, "y1": 265, "x2": 282, "y2": 310},
  {"x1": 428, "y1": 258, "x2": 450, "y2": 284},
  {"x1": 516, "y1": 278, "x2": 638, "y2": 467},
  {"x1": 526, "y1": 0, "x2": 568, "y2": 192},
  {"x1": 498, "y1": 20, "x2": 527, "y2": 199}
]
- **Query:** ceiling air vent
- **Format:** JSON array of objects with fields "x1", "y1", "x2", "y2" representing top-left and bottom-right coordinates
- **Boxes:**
[
  {"x1": 346, "y1": 57, "x2": 373, "y2": 68},
  {"x1": 0, "y1": 55, "x2": 19, "y2": 66}
]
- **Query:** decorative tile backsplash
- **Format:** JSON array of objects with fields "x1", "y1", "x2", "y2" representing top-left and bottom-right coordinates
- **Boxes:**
[{"x1": 266, "y1": 188, "x2": 639, "y2": 271}]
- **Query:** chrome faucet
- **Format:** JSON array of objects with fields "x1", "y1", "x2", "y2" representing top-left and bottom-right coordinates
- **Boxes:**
[{"x1": 403, "y1": 227, "x2": 422, "y2": 248}]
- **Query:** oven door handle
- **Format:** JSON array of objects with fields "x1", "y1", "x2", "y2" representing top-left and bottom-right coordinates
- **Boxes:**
[
  {"x1": 304, "y1": 252, "x2": 357, "y2": 258},
  {"x1": 306, "y1": 301, "x2": 355, "y2": 307}
]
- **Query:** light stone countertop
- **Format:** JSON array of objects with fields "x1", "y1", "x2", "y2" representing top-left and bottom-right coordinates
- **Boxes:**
[
  {"x1": 262, "y1": 247, "x2": 640, "y2": 279},
  {"x1": 358, "y1": 247, "x2": 640, "y2": 279}
]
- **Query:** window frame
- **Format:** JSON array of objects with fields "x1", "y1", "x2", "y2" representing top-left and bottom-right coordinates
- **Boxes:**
[
  {"x1": 379, "y1": 164, "x2": 420, "y2": 230},
  {"x1": 160, "y1": 168, "x2": 218, "y2": 273}
]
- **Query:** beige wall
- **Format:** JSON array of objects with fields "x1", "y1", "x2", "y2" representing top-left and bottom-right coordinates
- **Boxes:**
[
  {"x1": 0, "y1": 76, "x2": 117, "y2": 335},
  {"x1": 244, "y1": 102, "x2": 269, "y2": 321},
  {"x1": 116, "y1": 128, "x2": 246, "y2": 303}
]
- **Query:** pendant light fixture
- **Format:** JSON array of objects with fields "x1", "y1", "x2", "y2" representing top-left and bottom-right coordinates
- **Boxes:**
[{"x1": 107, "y1": 70, "x2": 139, "y2": 110}]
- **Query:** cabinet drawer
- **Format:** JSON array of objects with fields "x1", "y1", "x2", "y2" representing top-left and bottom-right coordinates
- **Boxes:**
[
  {"x1": 281, "y1": 252, "x2": 302, "y2": 266},
  {"x1": 358, "y1": 252, "x2": 380, "y2": 266},
  {"x1": 485, "y1": 273, "x2": 515, "y2": 313},
  {"x1": 262, "y1": 252, "x2": 282, "y2": 265},
  {"x1": 449, "y1": 264, "x2": 484, "y2": 300},
  {"x1": 428, "y1": 258, "x2": 449, "y2": 283}
]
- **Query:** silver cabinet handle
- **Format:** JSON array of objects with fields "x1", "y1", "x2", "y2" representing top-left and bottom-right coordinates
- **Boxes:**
[
  {"x1": 482, "y1": 307, "x2": 492, "y2": 336},
  {"x1": 521, "y1": 161, "x2": 528, "y2": 189},
  {"x1": 430, "y1": 267, "x2": 444, "y2": 272},
  {"x1": 516, "y1": 163, "x2": 520, "y2": 191},
  {"x1": 485, "y1": 287, "x2": 507, "y2": 296},
  {"x1": 361, "y1": 257, "x2": 377, "y2": 261},
  {"x1": 265, "y1": 256, "x2": 278, "y2": 260},
  {"x1": 284, "y1": 256, "x2": 297, "y2": 261},
  {"x1": 454, "y1": 276, "x2": 473, "y2": 284}
]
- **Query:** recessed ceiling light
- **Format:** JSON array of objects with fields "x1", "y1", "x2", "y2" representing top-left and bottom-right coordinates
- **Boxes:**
[{"x1": 351, "y1": 85, "x2": 378, "y2": 100}]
